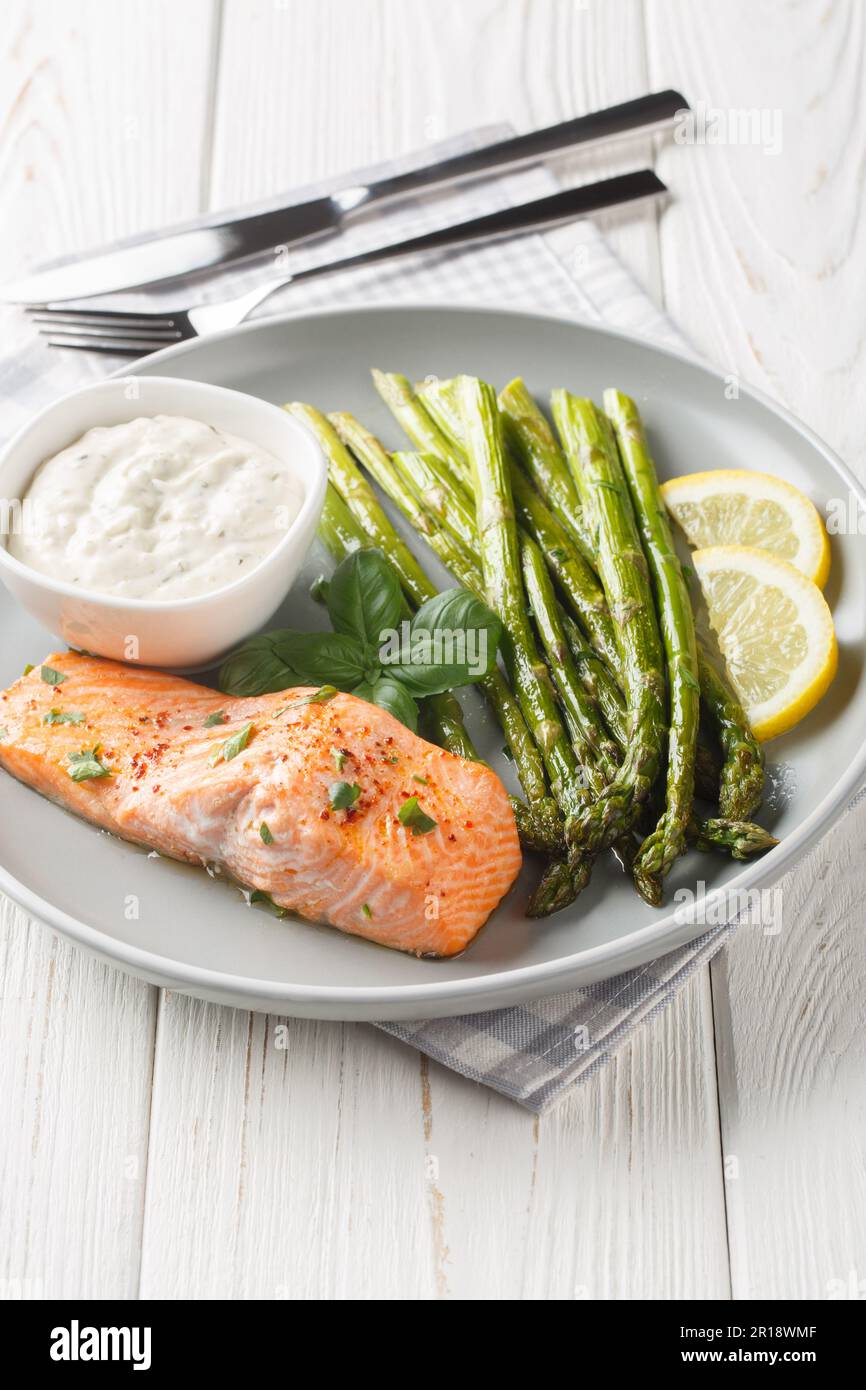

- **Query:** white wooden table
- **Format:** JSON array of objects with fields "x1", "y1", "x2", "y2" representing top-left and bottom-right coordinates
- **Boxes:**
[{"x1": 1, "y1": 0, "x2": 865, "y2": 1301}]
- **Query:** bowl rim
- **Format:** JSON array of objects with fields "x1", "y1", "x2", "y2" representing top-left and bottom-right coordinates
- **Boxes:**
[
  {"x1": 1, "y1": 299, "x2": 864, "y2": 1017},
  {"x1": 0, "y1": 374, "x2": 327, "y2": 611}
]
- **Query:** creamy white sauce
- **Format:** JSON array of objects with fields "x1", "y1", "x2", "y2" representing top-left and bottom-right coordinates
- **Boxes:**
[{"x1": 10, "y1": 414, "x2": 303, "y2": 600}]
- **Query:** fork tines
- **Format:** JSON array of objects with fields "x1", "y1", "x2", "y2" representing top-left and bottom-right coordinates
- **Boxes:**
[{"x1": 27, "y1": 304, "x2": 185, "y2": 355}]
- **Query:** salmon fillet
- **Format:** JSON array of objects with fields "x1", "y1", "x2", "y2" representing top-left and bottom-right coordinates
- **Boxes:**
[{"x1": 0, "y1": 653, "x2": 521, "y2": 956}]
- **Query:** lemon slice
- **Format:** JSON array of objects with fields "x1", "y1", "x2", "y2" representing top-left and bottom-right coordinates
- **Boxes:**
[
  {"x1": 662, "y1": 469, "x2": 830, "y2": 588},
  {"x1": 692, "y1": 545, "x2": 837, "y2": 741}
]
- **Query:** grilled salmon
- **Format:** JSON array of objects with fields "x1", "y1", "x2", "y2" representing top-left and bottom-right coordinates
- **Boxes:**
[{"x1": 0, "y1": 653, "x2": 521, "y2": 956}]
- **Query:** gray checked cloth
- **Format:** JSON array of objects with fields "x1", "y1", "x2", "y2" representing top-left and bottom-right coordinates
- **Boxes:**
[{"x1": 1, "y1": 126, "x2": 741, "y2": 1112}]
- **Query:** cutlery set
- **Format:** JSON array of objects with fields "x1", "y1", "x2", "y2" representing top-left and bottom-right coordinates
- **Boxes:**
[{"x1": 5, "y1": 90, "x2": 687, "y2": 355}]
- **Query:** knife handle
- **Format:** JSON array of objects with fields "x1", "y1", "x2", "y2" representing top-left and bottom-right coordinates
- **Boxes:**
[
  {"x1": 332, "y1": 90, "x2": 687, "y2": 217},
  {"x1": 291, "y1": 170, "x2": 666, "y2": 287}
]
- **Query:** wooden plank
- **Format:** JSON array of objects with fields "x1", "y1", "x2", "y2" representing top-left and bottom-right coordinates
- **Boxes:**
[
  {"x1": 0, "y1": 0, "x2": 218, "y2": 1298},
  {"x1": 136, "y1": 0, "x2": 729, "y2": 1299},
  {"x1": 647, "y1": 0, "x2": 866, "y2": 1297},
  {"x1": 429, "y1": 974, "x2": 730, "y2": 1300},
  {"x1": 139, "y1": 998, "x2": 438, "y2": 1300}
]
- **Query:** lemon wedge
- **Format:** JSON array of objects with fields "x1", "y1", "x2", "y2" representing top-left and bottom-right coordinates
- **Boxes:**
[
  {"x1": 692, "y1": 545, "x2": 837, "y2": 740},
  {"x1": 661, "y1": 469, "x2": 830, "y2": 588}
]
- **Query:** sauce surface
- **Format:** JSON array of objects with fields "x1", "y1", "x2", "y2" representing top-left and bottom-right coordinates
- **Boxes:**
[{"x1": 10, "y1": 414, "x2": 303, "y2": 600}]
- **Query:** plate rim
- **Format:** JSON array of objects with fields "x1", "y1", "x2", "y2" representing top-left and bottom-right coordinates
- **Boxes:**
[{"x1": 1, "y1": 299, "x2": 864, "y2": 1014}]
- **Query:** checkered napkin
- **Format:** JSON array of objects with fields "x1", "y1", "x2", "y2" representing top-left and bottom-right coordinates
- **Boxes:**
[{"x1": 0, "y1": 127, "x2": 733, "y2": 1112}]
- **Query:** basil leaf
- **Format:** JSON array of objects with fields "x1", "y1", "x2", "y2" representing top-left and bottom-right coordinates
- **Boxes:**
[
  {"x1": 353, "y1": 676, "x2": 418, "y2": 733},
  {"x1": 220, "y1": 629, "x2": 366, "y2": 695},
  {"x1": 40, "y1": 665, "x2": 68, "y2": 686},
  {"x1": 209, "y1": 721, "x2": 254, "y2": 766},
  {"x1": 219, "y1": 631, "x2": 303, "y2": 695},
  {"x1": 326, "y1": 548, "x2": 403, "y2": 647},
  {"x1": 397, "y1": 796, "x2": 437, "y2": 836},
  {"x1": 203, "y1": 710, "x2": 228, "y2": 728},
  {"x1": 259, "y1": 822, "x2": 274, "y2": 844},
  {"x1": 271, "y1": 631, "x2": 367, "y2": 687},
  {"x1": 67, "y1": 747, "x2": 111, "y2": 781},
  {"x1": 384, "y1": 587, "x2": 501, "y2": 695},
  {"x1": 44, "y1": 709, "x2": 84, "y2": 726},
  {"x1": 329, "y1": 780, "x2": 361, "y2": 810}
]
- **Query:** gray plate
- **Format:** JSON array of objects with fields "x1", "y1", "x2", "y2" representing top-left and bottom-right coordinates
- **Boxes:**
[{"x1": 1, "y1": 304, "x2": 864, "y2": 1020}]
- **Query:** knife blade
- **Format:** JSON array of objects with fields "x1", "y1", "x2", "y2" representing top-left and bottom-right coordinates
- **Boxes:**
[{"x1": 3, "y1": 89, "x2": 687, "y2": 303}]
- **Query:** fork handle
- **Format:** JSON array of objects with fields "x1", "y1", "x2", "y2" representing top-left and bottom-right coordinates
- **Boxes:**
[{"x1": 210, "y1": 169, "x2": 666, "y2": 332}]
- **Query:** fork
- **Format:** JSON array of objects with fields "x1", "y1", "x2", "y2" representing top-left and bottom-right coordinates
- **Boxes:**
[{"x1": 28, "y1": 171, "x2": 665, "y2": 354}]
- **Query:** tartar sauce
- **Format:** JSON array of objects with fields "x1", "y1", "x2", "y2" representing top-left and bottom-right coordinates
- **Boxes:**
[{"x1": 10, "y1": 414, "x2": 303, "y2": 600}]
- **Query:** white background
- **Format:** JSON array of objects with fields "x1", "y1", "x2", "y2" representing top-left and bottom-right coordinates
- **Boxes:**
[{"x1": 1, "y1": 0, "x2": 865, "y2": 1300}]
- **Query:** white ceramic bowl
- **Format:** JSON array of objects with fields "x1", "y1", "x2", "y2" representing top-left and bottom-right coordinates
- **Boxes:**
[{"x1": 0, "y1": 376, "x2": 327, "y2": 668}]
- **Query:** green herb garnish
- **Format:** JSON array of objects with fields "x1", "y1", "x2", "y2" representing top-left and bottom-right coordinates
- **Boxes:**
[
  {"x1": 67, "y1": 746, "x2": 111, "y2": 782},
  {"x1": 329, "y1": 780, "x2": 361, "y2": 811},
  {"x1": 278, "y1": 685, "x2": 339, "y2": 714},
  {"x1": 40, "y1": 665, "x2": 67, "y2": 686},
  {"x1": 0, "y1": 727, "x2": 8, "y2": 740},
  {"x1": 361, "y1": 903, "x2": 373, "y2": 920},
  {"x1": 203, "y1": 710, "x2": 228, "y2": 728},
  {"x1": 23, "y1": 663, "x2": 34, "y2": 676},
  {"x1": 209, "y1": 720, "x2": 254, "y2": 766},
  {"x1": 259, "y1": 822, "x2": 274, "y2": 844},
  {"x1": 330, "y1": 746, "x2": 347, "y2": 773},
  {"x1": 397, "y1": 796, "x2": 437, "y2": 836},
  {"x1": 412, "y1": 773, "x2": 428, "y2": 785},
  {"x1": 218, "y1": 549, "x2": 501, "y2": 736},
  {"x1": 44, "y1": 709, "x2": 84, "y2": 726},
  {"x1": 249, "y1": 889, "x2": 289, "y2": 918}
]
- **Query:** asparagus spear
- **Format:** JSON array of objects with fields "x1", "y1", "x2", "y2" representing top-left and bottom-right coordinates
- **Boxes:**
[
  {"x1": 519, "y1": 533, "x2": 619, "y2": 788},
  {"x1": 289, "y1": 403, "x2": 434, "y2": 607},
  {"x1": 328, "y1": 408, "x2": 565, "y2": 859},
  {"x1": 606, "y1": 388, "x2": 698, "y2": 883},
  {"x1": 372, "y1": 371, "x2": 468, "y2": 476},
  {"x1": 498, "y1": 376, "x2": 596, "y2": 563},
  {"x1": 688, "y1": 817, "x2": 777, "y2": 859},
  {"x1": 509, "y1": 464, "x2": 621, "y2": 677},
  {"x1": 555, "y1": 393, "x2": 667, "y2": 854},
  {"x1": 391, "y1": 450, "x2": 478, "y2": 555},
  {"x1": 698, "y1": 646, "x2": 765, "y2": 820},
  {"x1": 458, "y1": 375, "x2": 595, "y2": 899}
]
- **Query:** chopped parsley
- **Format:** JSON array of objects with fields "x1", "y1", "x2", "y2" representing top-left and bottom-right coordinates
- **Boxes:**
[
  {"x1": 361, "y1": 903, "x2": 373, "y2": 920},
  {"x1": 249, "y1": 890, "x2": 289, "y2": 919},
  {"x1": 67, "y1": 746, "x2": 111, "y2": 782},
  {"x1": 40, "y1": 665, "x2": 67, "y2": 686},
  {"x1": 278, "y1": 685, "x2": 338, "y2": 714},
  {"x1": 44, "y1": 709, "x2": 84, "y2": 726},
  {"x1": 259, "y1": 822, "x2": 274, "y2": 844},
  {"x1": 209, "y1": 721, "x2": 254, "y2": 766},
  {"x1": 203, "y1": 710, "x2": 228, "y2": 728},
  {"x1": 412, "y1": 773, "x2": 428, "y2": 785},
  {"x1": 397, "y1": 796, "x2": 437, "y2": 836},
  {"x1": 329, "y1": 780, "x2": 361, "y2": 811},
  {"x1": 330, "y1": 746, "x2": 347, "y2": 773}
]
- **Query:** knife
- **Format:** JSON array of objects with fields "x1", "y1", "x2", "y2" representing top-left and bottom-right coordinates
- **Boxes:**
[{"x1": 3, "y1": 89, "x2": 687, "y2": 303}]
